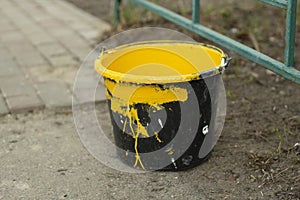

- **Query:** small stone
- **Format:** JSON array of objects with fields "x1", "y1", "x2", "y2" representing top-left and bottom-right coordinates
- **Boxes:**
[
  {"x1": 266, "y1": 70, "x2": 276, "y2": 76},
  {"x1": 269, "y1": 36, "x2": 276, "y2": 43},
  {"x1": 271, "y1": 87, "x2": 276, "y2": 91},
  {"x1": 250, "y1": 72, "x2": 259, "y2": 78},
  {"x1": 279, "y1": 91, "x2": 285, "y2": 96},
  {"x1": 230, "y1": 28, "x2": 239, "y2": 34}
]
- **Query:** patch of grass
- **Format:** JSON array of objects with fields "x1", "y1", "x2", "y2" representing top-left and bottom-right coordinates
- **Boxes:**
[
  {"x1": 177, "y1": 5, "x2": 190, "y2": 16},
  {"x1": 274, "y1": 128, "x2": 283, "y2": 160},
  {"x1": 220, "y1": 7, "x2": 232, "y2": 21},
  {"x1": 243, "y1": 73, "x2": 256, "y2": 84},
  {"x1": 270, "y1": 126, "x2": 300, "y2": 163},
  {"x1": 291, "y1": 156, "x2": 300, "y2": 165},
  {"x1": 248, "y1": 152, "x2": 273, "y2": 171},
  {"x1": 120, "y1": 2, "x2": 153, "y2": 25},
  {"x1": 226, "y1": 90, "x2": 237, "y2": 101}
]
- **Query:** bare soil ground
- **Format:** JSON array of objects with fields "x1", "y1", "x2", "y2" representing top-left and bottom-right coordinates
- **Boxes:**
[{"x1": 1, "y1": 0, "x2": 299, "y2": 199}]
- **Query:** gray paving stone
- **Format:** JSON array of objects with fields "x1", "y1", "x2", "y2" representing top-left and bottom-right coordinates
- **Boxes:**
[
  {"x1": 38, "y1": 0, "x2": 83, "y2": 24},
  {"x1": 6, "y1": 40, "x2": 36, "y2": 55},
  {"x1": 68, "y1": 22, "x2": 93, "y2": 31},
  {"x1": 1, "y1": 31, "x2": 25, "y2": 43},
  {"x1": 73, "y1": 77, "x2": 98, "y2": 90},
  {"x1": 78, "y1": 29, "x2": 101, "y2": 42},
  {"x1": 16, "y1": 0, "x2": 36, "y2": 11},
  {"x1": 56, "y1": 34, "x2": 89, "y2": 49},
  {"x1": 10, "y1": 17, "x2": 32, "y2": 27},
  {"x1": 19, "y1": 24, "x2": 43, "y2": 35},
  {"x1": 0, "y1": 75, "x2": 26, "y2": 86},
  {"x1": 6, "y1": 94, "x2": 44, "y2": 113},
  {"x1": 39, "y1": 19, "x2": 65, "y2": 30},
  {"x1": 0, "y1": 21, "x2": 18, "y2": 33},
  {"x1": 0, "y1": 93, "x2": 9, "y2": 115},
  {"x1": 0, "y1": 49, "x2": 14, "y2": 62},
  {"x1": 0, "y1": 60, "x2": 22, "y2": 76},
  {"x1": 15, "y1": 52, "x2": 48, "y2": 68},
  {"x1": 25, "y1": 31, "x2": 56, "y2": 45},
  {"x1": 23, "y1": 65, "x2": 77, "y2": 85},
  {"x1": 48, "y1": 28, "x2": 75, "y2": 38},
  {"x1": 69, "y1": 47, "x2": 92, "y2": 61},
  {"x1": 36, "y1": 81, "x2": 72, "y2": 108},
  {"x1": 0, "y1": 77, "x2": 36, "y2": 97},
  {"x1": 74, "y1": 86, "x2": 106, "y2": 104},
  {"x1": 37, "y1": 42, "x2": 68, "y2": 57},
  {"x1": 22, "y1": 64, "x2": 53, "y2": 83},
  {"x1": 30, "y1": 10, "x2": 54, "y2": 23},
  {"x1": 3, "y1": 10, "x2": 31, "y2": 28},
  {"x1": 48, "y1": 54, "x2": 78, "y2": 68},
  {"x1": 31, "y1": 14, "x2": 54, "y2": 23}
]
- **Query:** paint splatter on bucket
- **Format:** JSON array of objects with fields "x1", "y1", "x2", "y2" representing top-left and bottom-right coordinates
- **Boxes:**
[{"x1": 95, "y1": 41, "x2": 229, "y2": 171}]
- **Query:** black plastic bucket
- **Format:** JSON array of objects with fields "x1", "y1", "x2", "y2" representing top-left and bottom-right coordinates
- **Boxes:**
[{"x1": 95, "y1": 41, "x2": 229, "y2": 171}]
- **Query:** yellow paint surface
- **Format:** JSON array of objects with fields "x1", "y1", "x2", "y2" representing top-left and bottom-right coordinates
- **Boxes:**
[{"x1": 95, "y1": 42, "x2": 227, "y2": 84}]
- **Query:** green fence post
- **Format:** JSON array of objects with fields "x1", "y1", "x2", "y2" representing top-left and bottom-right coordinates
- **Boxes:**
[
  {"x1": 192, "y1": 0, "x2": 200, "y2": 24},
  {"x1": 284, "y1": 0, "x2": 298, "y2": 67},
  {"x1": 114, "y1": 0, "x2": 122, "y2": 26}
]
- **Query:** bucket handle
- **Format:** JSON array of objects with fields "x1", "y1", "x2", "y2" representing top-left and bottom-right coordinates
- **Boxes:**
[
  {"x1": 222, "y1": 57, "x2": 232, "y2": 69},
  {"x1": 99, "y1": 46, "x2": 107, "y2": 57}
]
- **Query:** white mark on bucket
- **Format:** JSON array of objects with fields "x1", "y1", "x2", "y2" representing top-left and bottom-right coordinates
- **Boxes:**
[
  {"x1": 158, "y1": 119, "x2": 163, "y2": 128},
  {"x1": 202, "y1": 125, "x2": 209, "y2": 135},
  {"x1": 120, "y1": 120, "x2": 124, "y2": 124},
  {"x1": 171, "y1": 158, "x2": 177, "y2": 169}
]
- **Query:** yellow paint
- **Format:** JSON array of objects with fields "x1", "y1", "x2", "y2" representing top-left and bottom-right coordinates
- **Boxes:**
[
  {"x1": 105, "y1": 78, "x2": 188, "y2": 113},
  {"x1": 168, "y1": 149, "x2": 174, "y2": 155},
  {"x1": 154, "y1": 132, "x2": 163, "y2": 143},
  {"x1": 95, "y1": 41, "x2": 227, "y2": 84},
  {"x1": 94, "y1": 41, "x2": 227, "y2": 169},
  {"x1": 129, "y1": 106, "x2": 149, "y2": 137}
]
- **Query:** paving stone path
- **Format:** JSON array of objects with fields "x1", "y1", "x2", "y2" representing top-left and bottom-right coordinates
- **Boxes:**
[{"x1": 0, "y1": 0, "x2": 110, "y2": 115}]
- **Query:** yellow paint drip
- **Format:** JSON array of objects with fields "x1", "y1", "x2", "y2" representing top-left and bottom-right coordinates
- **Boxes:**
[
  {"x1": 95, "y1": 41, "x2": 227, "y2": 169},
  {"x1": 127, "y1": 106, "x2": 146, "y2": 169},
  {"x1": 154, "y1": 132, "x2": 163, "y2": 143}
]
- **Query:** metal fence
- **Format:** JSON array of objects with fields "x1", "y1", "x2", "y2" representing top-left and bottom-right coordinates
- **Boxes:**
[{"x1": 114, "y1": 0, "x2": 300, "y2": 83}]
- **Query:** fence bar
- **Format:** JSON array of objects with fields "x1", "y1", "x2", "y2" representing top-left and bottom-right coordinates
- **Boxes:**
[
  {"x1": 192, "y1": 0, "x2": 200, "y2": 23},
  {"x1": 127, "y1": 0, "x2": 300, "y2": 83},
  {"x1": 259, "y1": 0, "x2": 288, "y2": 9},
  {"x1": 114, "y1": 0, "x2": 122, "y2": 25},
  {"x1": 285, "y1": 0, "x2": 298, "y2": 67}
]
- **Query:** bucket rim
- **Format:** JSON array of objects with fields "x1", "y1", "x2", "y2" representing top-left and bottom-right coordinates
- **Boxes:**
[{"x1": 94, "y1": 41, "x2": 230, "y2": 84}]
